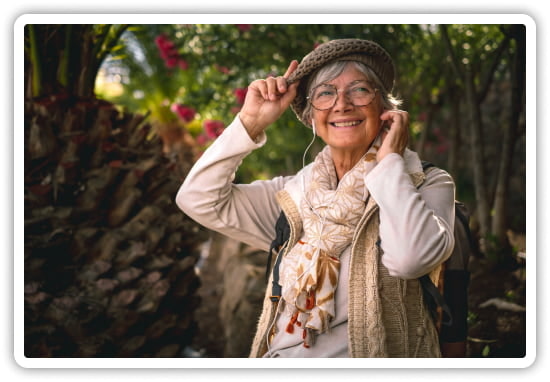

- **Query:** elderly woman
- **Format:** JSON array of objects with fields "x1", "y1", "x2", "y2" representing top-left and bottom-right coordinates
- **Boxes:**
[{"x1": 176, "y1": 39, "x2": 455, "y2": 358}]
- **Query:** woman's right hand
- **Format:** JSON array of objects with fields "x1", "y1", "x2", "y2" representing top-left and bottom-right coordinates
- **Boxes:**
[{"x1": 239, "y1": 60, "x2": 299, "y2": 141}]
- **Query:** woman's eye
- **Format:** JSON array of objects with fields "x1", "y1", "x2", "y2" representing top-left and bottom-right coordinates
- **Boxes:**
[
  {"x1": 316, "y1": 89, "x2": 335, "y2": 98},
  {"x1": 351, "y1": 87, "x2": 370, "y2": 94}
]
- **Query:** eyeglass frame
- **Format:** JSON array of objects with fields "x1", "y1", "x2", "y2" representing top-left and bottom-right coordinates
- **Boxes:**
[{"x1": 306, "y1": 80, "x2": 379, "y2": 111}]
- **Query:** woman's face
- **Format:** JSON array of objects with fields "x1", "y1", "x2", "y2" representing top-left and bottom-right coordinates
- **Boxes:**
[{"x1": 311, "y1": 64, "x2": 383, "y2": 156}]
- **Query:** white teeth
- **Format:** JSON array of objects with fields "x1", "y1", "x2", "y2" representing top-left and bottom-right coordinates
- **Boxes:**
[{"x1": 333, "y1": 121, "x2": 361, "y2": 127}]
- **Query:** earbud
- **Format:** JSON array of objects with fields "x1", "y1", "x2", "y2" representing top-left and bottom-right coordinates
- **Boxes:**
[{"x1": 311, "y1": 120, "x2": 316, "y2": 135}]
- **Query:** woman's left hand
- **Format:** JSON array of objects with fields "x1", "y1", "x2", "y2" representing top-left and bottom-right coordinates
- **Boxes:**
[{"x1": 377, "y1": 109, "x2": 409, "y2": 162}]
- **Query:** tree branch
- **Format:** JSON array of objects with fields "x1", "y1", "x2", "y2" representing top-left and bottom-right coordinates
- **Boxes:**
[
  {"x1": 27, "y1": 25, "x2": 43, "y2": 98},
  {"x1": 477, "y1": 31, "x2": 510, "y2": 103},
  {"x1": 440, "y1": 25, "x2": 464, "y2": 81}
]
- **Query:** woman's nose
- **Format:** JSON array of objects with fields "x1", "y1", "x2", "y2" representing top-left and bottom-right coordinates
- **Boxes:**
[{"x1": 332, "y1": 91, "x2": 354, "y2": 111}]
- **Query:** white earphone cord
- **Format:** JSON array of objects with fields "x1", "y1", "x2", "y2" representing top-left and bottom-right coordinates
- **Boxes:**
[{"x1": 302, "y1": 121, "x2": 317, "y2": 170}]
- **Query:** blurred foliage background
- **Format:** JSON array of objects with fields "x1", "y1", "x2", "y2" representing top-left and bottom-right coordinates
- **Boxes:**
[{"x1": 96, "y1": 24, "x2": 526, "y2": 254}]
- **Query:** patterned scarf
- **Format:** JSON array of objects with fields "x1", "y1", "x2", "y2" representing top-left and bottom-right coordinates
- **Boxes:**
[{"x1": 279, "y1": 137, "x2": 381, "y2": 347}]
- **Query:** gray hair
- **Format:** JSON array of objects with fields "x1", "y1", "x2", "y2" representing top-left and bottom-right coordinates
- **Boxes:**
[{"x1": 301, "y1": 61, "x2": 401, "y2": 124}]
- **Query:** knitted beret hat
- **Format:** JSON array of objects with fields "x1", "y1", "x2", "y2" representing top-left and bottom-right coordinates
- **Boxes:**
[{"x1": 287, "y1": 38, "x2": 395, "y2": 126}]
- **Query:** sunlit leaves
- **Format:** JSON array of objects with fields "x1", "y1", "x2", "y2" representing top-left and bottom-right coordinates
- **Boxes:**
[{"x1": 97, "y1": 24, "x2": 517, "y2": 182}]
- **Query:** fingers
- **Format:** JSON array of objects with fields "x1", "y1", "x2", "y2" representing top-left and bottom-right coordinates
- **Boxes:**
[
  {"x1": 380, "y1": 109, "x2": 409, "y2": 127},
  {"x1": 380, "y1": 110, "x2": 409, "y2": 141},
  {"x1": 265, "y1": 77, "x2": 284, "y2": 101},
  {"x1": 283, "y1": 60, "x2": 299, "y2": 78},
  {"x1": 275, "y1": 76, "x2": 288, "y2": 93},
  {"x1": 377, "y1": 109, "x2": 409, "y2": 161},
  {"x1": 251, "y1": 76, "x2": 291, "y2": 101},
  {"x1": 248, "y1": 60, "x2": 299, "y2": 102}
]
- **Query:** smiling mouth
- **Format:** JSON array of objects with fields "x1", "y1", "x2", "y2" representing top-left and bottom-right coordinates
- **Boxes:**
[{"x1": 331, "y1": 120, "x2": 362, "y2": 128}]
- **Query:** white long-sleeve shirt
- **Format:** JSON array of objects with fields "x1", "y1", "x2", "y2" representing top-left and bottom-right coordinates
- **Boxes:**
[{"x1": 176, "y1": 116, "x2": 455, "y2": 357}]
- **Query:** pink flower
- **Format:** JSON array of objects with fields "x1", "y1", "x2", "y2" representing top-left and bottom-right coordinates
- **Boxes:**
[
  {"x1": 204, "y1": 120, "x2": 225, "y2": 139},
  {"x1": 236, "y1": 24, "x2": 252, "y2": 32},
  {"x1": 178, "y1": 59, "x2": 189, "y2": 70},
  {"x1": 165, "y1": 57, "x2": 178, "y2": 69},
  {"x1": 171, "y1": 104, "x2": 196, "y2": 123},
  {"x1": 155, "y1": 34, "x2": 178, "y2": 60},
  {"x1": 215, "y1": 65, "x2": 231, "y2": 74},
  {"x1": 196, "y1": 134, "x2": 210, "y2": 145},
  {"x1": 234, "y1": 87, "x2": 248, "y2": 105},
  {"x1": 436, "y1": 143, "x2": 449, "y2": 154},
  {"x1": 155, "y1": 34, "x2": 189, "y2": 71}
]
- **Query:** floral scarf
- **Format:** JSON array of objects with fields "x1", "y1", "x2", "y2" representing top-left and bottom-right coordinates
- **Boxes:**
[{"x1": 279, "y1": 137, "x2": 381, "y2": 348}]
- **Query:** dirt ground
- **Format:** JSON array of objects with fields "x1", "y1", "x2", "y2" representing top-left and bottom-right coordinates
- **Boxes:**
[
  {"x1": 466, "y1": 255, "x2": 527, "y2": 357},
  {"x1": 188, "y1": 244, "x2": 527, "y2": 359}
]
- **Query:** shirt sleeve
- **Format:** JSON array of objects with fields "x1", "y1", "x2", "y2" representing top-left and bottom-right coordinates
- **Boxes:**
[
  {"x1": 175, "y1": 116, "x2": 290, "y2": 252},
  {"x1": 365, "y1": 153, "x2": 456, "y2": 279}
]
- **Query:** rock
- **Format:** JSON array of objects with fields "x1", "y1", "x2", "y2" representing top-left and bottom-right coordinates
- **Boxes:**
[
  {"x1": 219, "y1": 243, "x2": 268, "y2": 357},
  {"x1": 479, "y1": 297, "x2": 526, "y2": 312}
]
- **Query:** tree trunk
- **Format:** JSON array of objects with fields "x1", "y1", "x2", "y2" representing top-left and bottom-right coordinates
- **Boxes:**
[
  {"x1": 464, "y1": 69, "x2": 491, "y2": 239},
  {"x1": 24, "y1": 23, "x2": 208, "y2": 357},
  {"x1": 414, "y1": 107, "x2": 432, "y2": 158},
  {"x1": 491, "y1": 26, "x2": 526, "y2": 253},
  {"x1": 24, "y1": 97, "x2": 207, "y2": 357},
  {"x1": 447, "y1": 88, "x2": 461, "y2": 179},
  {"x1": 440, "y1": 25, "x2": 512, "y2": 246},
  {"x1": 25, "y1": 25, "x2": 128, "y2": 99}
]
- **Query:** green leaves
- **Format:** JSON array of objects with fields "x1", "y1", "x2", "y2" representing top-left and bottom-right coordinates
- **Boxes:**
[{"x1": 96, "y1": 24, "x2": 520, "y2": 184}]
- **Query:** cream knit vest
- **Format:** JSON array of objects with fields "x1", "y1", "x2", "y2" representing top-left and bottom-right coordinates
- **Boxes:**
[{"x1": 249, "y1": 170, "x2": 442, "y2": 358}]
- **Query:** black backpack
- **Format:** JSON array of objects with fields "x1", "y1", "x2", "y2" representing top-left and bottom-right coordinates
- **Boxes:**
[{"x1": 265, "y1": 161, "x2": 473, "y2": 357}]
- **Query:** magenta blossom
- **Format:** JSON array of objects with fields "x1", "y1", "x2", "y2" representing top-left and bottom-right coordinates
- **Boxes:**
[
  {"x1": 178, "y1": 59, "x2": 189, "y2": 70},
  {"x1": 196, "y1": 134, "x2": 210, "y2": 146},
  {"x1": 155, "y1": 34, "x2": 178, "y2": 60},
  {"x1": 215, "y1": 64, "x2": 231, "y2": 74},
  {"x1": 164, "y1": 57, "x2": 178, "y2": 69},
  {"x1": 236, "y1": 24, "x2": 252, "y2": 32},
  {"x1": 436, "y1": 143, "x2": 450, "y2": 154},
  {"x1": 171, "y1": 104, "x2": 196, "y2": 123},
  {"x1": 234, "y1": 87, "x2": 248, "y2": 105},
  {"x1": 204, "y1": 120, "x2": 225, "y2": 139},
  {"x1": 155, "y1": 34, "x2": 189, "y2": 71}
]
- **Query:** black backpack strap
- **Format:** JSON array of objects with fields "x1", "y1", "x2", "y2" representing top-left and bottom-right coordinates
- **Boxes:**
[
  {"x1": 419, "y1": 274, "x2": 453, "y2": 327},
  {"x1": 421, "y1": 160, "x2": 435, "y2": 171},
  {"x1": 439, "y1": 270, "x2": 470, "y2": 342},
  {"x1": 267, "y1": 211, "x2": 291, "y2": 302},
  {"x1": 270, "y1": 246, "x2": 284, "y2": 302}
]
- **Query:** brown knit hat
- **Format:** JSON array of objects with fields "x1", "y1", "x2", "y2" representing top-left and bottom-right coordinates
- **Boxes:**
[{"x1": 287, "y1": 39, "x2": 395, "y2": 126}]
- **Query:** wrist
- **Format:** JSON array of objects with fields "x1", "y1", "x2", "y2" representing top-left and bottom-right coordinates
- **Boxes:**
[{"x1": 238, "y1": 112, "x2": 264, "y2": 141}]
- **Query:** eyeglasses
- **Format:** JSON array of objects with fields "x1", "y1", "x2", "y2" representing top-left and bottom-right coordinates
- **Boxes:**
[{"x1": 307, "y1": 80, "x2": 378, "y2": 111}]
